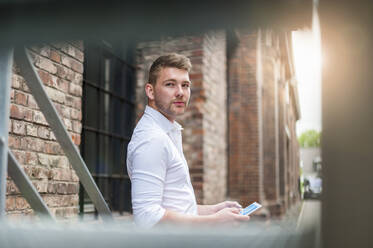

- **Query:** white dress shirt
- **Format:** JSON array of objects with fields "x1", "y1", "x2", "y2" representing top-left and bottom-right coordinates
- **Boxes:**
[{"x1": 127, "y1": 105, "x2": 198, "y2": 227}]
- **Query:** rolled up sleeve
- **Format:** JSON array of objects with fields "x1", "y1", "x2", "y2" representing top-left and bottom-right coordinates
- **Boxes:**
[{"x1": 128, "y1": 137, "x2": 168, "y2": 228}]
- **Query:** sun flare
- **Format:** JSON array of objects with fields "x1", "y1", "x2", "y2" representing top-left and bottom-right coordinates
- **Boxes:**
[{"x1": 292, "y1": 5, "x2": 322, "y2": 134}]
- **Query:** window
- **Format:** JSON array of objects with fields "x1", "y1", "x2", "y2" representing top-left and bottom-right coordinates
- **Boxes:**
[{"x1": 80, "y1": 40, "x2": 136, "y2": 216}]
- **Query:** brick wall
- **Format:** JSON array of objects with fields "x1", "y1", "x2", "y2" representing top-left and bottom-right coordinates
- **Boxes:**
[
  {"x1": 201, "y1": 31, "x2": 227, "y2": 204},
  {"x1": 228, "y1": 30, "x2": 263, "y2": 205},
  {"x1": 287, "y1": 92, "x2": 301, "y2": 207},
  {"x1": 6, "y1": 42, "x2": 83, "y2": 219},
  {"x1": 136, "y1": 31, "x2": 227, "y2": 204},
  {"x1": 261, "y1": 30, "x2": 280, "y2": 207},
  {"x1": 228, "y1": 29, "x2": 301, "y2": 217},
  {"x1": 260, "y1": 31, "x2": 301, "y2": 215}
]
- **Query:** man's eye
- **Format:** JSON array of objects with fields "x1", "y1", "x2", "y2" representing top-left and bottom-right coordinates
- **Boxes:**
[
  {"x1": 182, "y1": 83, "x2": 190, "y2": 88},
  {"x1": 165, "y1": 82, "x2": 175, "y2": 86}
]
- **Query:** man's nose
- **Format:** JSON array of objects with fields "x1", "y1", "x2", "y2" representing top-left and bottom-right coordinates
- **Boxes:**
[{"x1": 175, "y1": 84, "x2": 184, "y2": 97}]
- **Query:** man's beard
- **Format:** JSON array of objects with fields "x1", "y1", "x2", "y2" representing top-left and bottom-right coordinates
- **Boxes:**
[{"x1": 154, "y1": 98, "x2": 188, "y2": 119}]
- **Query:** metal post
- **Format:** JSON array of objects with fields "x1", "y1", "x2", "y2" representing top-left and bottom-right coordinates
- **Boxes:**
[
  {"x1": 7, "y1": 150, "x2": 54, "y2": 219},
  {"x1": 14, "y1": 47, "x2": 112, "y2": 221},
  {"x1": 0, "y1": 47, "x2": 13, "y2": 218},
  {"x1": 321, "y1": 1, "x2": 373, "y2": 247}
]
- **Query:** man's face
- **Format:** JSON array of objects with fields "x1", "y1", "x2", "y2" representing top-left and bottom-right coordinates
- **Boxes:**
[{"x1": 146, "y1": 67, "x2": 191, "y2": 122}]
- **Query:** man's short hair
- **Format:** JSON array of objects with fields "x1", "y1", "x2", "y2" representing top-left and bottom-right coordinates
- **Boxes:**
[{"x1": 148, "y1": 53, "x2": 192, "y2": 85}]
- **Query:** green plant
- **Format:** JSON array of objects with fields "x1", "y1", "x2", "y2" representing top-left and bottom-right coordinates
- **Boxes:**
[{"x1": 298, "y1": 129, "x2": 321, "y2": 148}]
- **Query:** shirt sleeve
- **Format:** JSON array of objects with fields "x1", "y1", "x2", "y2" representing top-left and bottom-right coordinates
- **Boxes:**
[{"x1": 128, "y1": 135, "x2": 168, "y2": 228}]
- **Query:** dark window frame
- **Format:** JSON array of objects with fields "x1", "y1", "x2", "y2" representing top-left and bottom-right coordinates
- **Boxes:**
[{"x1": 80, "y1": 40, "x2": 136, "y2": 217}]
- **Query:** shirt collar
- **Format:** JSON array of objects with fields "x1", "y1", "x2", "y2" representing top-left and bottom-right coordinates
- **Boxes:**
[{"x1": 144, "y1": 105, "x2": 183, "y2": 133}]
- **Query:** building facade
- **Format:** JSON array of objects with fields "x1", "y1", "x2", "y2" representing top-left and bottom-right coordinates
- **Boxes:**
[
  {"x1": 227, "y1": 29, "x2": 301, "y2": 216},
  {"x1": 5, "y1": 28, "x2": 301, "y2": 219}
]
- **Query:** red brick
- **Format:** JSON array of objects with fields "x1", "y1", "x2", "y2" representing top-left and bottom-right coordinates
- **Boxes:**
[
  {"x1": 70, "y1": 109, "x2": 81, "y2": 120},
  {"x1": 64, "y1": 68, "x2": 75, "y2": 81},
  {"x1": 67, "y1": 183, "x2": 79, "y2": 194},
  {"x1": 21, "y1": 137, "x2": 45, "y2": 152},
  {"x1": 71, "y1": 60, "x2": 83, "y2": 73},
  {"x1": 44, "y1": 142, "x2": 62, "y2": 155},
  {"x1": 12, "y1": 150, "x2": 26, "y2": 164},
  {"x1": 60, "y1": 105, "x2": 70, "y2": 118},
  {"x1": 42, "y1": 195, "x2": 60, "y2": 207},
  {"x1": 15, "y1": 196, "x2": 30, "y2": 210},
  {"x1": 32, "y1": 180, "x2": 48, "y2": 193},
  {"x1": 8, "y1": 135, "x2": 21, "y2": 149},
  {"x1": 68, "y1": 83, "x2": 82, "y2": 97},
  {"x1": 26, "y1": 124, "x2": 38, "y2": 137},
  {"x1": 75, "y1": 49, "x2": 84, "y2": 62},
  {"x1": 56, "y1": 183, "x2": 68, "y2": 194},
  {"x1": 64, "y1": 118, "x2": 72, "y2": 130},
  {"x1": 71, "y1": 171, "x2": 79, "y2": 182},
  {"x1": 10, "y1": 104, "x2": 33, "y2": 121},
  {"x1": 51, "y1": 168, "x2": 71, "y2": 181},
  {"x1": 56, "y1": 64, "x2": 67, "y2": 79},
  {"x1": 27, "y1": 95, "x2": 38, "y2": 109},
  {"x1": 37, "y1": 126, "x2": 50, "y2": 139},
  {"x1": 25, "y1": 152, "x2": 38, "y2": 165},
  {"x1": 45, "y1": 86, "x2": 65, "y2": 104},
  {"x1": 14, "y1": 91, "x2": 27, "y2": 106},
  {"x1": 65, "y1": 95, "x2": 74, "y2": 107},
  {"x1": 6, "y1": 196, "x2": 16, "y2": 211},
  {"x1": 72, "y1": 121, "x2": 81, "y2": 133},
  {"x1": 50, "y1": 49, "x2": 61, "y2": 63},
  {"x1": 21, "y1": 80, "x2": 31, "y2": 93},
  {"x1": 191, "y1": 50, "x2": 204, "y2": 57},
  {"x1": 71, "y1": 133, "x2": 81, "y2": 146},
  {"x1": 6, "y1": 180, "x2": 20, "y2": 194},
  {"x1": 190, "y1": 73, "x2": 203, "y2": 80},
  {"x1": 47, "y1": 183, "x2": 57, "y2": 193},
  {"x1": 35, "y1": 55, "x2": 57, "y2": 74},
  {"x1": 33, "y1": 110, "x2": 48, "y2": 125},
  {"x1": 57, "y1": 79, "x2": 69, "y2": 93},
  {"x1": 12, "y1": 120, "x2": 26, "y2": 135},
  {"x1": 38, "y1": 69, "x2": 52, "y2": 86},
  {"x1": 73, "y1": 97, "x2": 81, "y2": 109},
  {"x1": 12, "y1": 74, "x2": 23, "y2": 89}
]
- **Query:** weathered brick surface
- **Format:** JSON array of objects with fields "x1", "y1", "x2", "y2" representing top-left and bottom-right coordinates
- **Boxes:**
[
  {"x1": 228, "y1": 29, "x2": 301, "y2": 216},
  {"x1": 200, "y1": 31, "x2": 227, "y2": 204},
  {"x1": 6, "y1": 42, "x2": 83, "y2": 219},
  {"x1": 228, "y1": 30, "x2": 263, "y2": 206}
]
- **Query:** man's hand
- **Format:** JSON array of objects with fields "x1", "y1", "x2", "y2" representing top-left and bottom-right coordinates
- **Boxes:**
[
  {"x1": 213, "y1": 201, "x2": 242, "y2": 213},
  {"x1": 212, "y1": 207, "x2": 250, "y2": 226},
  {"x1": 160, "y1": 207, "x2": 249, "y2": 226},
  {"x1": 197, "y1": 201, "x2": 242, "y2": 215}
]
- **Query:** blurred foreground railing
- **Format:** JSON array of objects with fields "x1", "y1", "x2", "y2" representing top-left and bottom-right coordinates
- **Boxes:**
[
  {"x1": 0, "y1": 47, "x2": 112, "y2": 221},
  {"x1": 0, "y1": 218, "x2": 320, "y2": 248}
]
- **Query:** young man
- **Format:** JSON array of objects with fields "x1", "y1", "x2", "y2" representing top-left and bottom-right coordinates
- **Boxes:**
[{"x1": 127, "y1": 53, "x2": 250, "y2": 227}]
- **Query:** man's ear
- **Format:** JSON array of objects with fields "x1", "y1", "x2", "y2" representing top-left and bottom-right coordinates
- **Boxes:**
[{"x1": 145, "y1": 83, "x2": 155, "y2": 100}]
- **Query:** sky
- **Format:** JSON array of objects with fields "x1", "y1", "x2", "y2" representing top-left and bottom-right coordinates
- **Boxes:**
[{"x1": 292, "y1": 6, "x2": 322, "y2": 136}]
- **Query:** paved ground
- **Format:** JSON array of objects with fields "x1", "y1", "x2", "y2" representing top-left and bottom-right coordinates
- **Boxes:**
[
  {"x1": 297, "y1": 200, "x2": 321, "y2": 231},
  {"x1": 297, "y1": 199, "x2": 322, "y2": 247}
]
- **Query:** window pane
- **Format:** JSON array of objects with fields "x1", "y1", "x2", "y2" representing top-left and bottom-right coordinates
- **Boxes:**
[
  {"x1": 84, "y1": 85, "x2": 98, "y2": 128},
  {"x1": 81, "y1": 40, "x2": 134, "y2": 214},
  {"x1": 83, "y1": 130, "x2": 97, "y2": 173}
]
